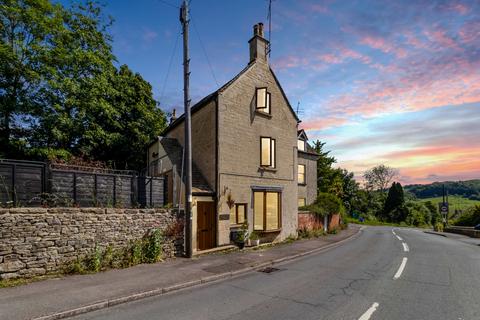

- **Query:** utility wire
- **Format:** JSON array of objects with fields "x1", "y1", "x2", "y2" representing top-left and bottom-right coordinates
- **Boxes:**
[
  {"x1": 190, "y1": 15, "x2": 220, "y2": 88},
  {"x1": 160, "y1": 29, "x2": 181, "y2": 106},
  {"x1": 156, "y1": 0, "x2": 179, "y2": 9}
]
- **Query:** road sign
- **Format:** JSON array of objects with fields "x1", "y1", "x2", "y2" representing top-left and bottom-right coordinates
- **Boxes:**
[{"x1": 439, "y1": 202, "x2": 449, "y2": 216}]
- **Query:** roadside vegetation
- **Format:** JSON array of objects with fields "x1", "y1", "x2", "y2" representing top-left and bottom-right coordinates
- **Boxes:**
[
  {"x1": 1, "y1": 0, "x2": 167, "y2": 170},
  {"x1": 308, "y1": 142, "x2": 480, "y2": 229}
]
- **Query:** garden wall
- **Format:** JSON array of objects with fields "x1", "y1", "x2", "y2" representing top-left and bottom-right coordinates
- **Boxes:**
[
  {"x1": 298, "y1": 211, "x2": 340, "y2": 231},
  {"x1": 0, "y1": 207, "x2": 184, "y2": 280}
]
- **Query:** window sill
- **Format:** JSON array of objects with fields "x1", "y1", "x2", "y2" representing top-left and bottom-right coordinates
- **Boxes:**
[
  {"x1": 254, "y1": 228, "x2": 282, "y2": 234},
  {"x1": 255, "y1": 110, "x2": 272, "y2": 119},
  {"x1": 298, "y1": 183, "x2": 306, "y2": 186},
  {"x1": 229, "y1": 223, "x2": 245, "y2": 229},
  {"x1": 259, "y1": 166, "x2": 277, "y2": 173}
]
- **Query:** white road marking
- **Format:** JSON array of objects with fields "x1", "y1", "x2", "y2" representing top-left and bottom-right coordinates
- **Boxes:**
[
  {"x1": 395, "y1": 235, "x2": 403, "y2": 241},
  {"x1": 392, "y1": 229, "x2": 396, "y2": 236},
  {"x1": 402, "y1": 242, "x2": 409, "y2": 252},
  {"x1": 359, "y1": 302, "x2": 380, "y2": 320},
  {"x1": 394, "y1": 257, "x2": 408, "y2": 279}
]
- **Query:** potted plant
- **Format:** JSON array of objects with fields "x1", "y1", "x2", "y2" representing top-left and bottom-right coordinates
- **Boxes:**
[
  {"x1": 249, "y1": 231, "x2": 260, "y2": 246},
  {"x1": 236, "y1": 222, "x2": 248, "y2": 249}
]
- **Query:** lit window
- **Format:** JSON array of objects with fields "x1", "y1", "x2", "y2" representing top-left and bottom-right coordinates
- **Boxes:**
[
  {"x1": 260, "y1": 137, "x2": 276, "y2": 168},
  {"x1": 297, "y1": 139, "x2": 305, "y2": 151},
  {"x1": 256, "y1": 88, "x2": 271, "y2": 114},
  {"x1": 231, "y1": 203, "x2": 247, "y2": 225},
  {"x1": 298, "y1": 164, "x2": 306, "y2": 184},
  {"x1": 254, "y1": 191, "x2": 281, "y2": 231},
  {"x1": 298, "y1": 198, "x2": 306, "y2": 207}
]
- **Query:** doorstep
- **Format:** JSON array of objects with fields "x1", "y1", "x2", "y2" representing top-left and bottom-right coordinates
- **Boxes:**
[{"x1": 193, "y1": 245, "x2": 237, "y2": 256}]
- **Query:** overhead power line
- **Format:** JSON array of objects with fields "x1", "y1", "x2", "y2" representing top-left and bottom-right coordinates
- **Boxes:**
[
  {"x1": 156, "y1": 0, "x2": 179, "y2": 9},
  {"x1": 190, "y1": 16, "x2": 220, "y2": 88},
  {"x1": 160, "y1": 28, "x2": 181, "y2": 106}
]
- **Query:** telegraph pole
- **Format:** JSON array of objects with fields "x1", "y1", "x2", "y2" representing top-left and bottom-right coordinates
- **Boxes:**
[{"x1": 180, "y1": 0, "x2": 192, "y2": 258}]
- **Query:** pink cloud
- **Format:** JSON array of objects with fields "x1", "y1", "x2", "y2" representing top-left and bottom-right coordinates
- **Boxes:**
[
  {"x1": 321, "y1": 47, "x2": 480, "y2": 118},
  {"x1": 300, "y1": 117, "x2": 349, "y2": 131},
  {"x1": 459, "y1": 20, "x2": 480, "y2": 44},
  {"x1": 424, "y1": 28, "x2": 460, "y2": 50},
  {"x1": 359, "y1": 35, "x2": 407, "y2": 58},
  {"x1": 310, "y1": 4, "x2": 328, "y2": 13}
]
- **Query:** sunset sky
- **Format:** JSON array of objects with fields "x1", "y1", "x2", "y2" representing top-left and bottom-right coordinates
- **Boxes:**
[{"x1": 86, "y1": 0, "x2": 480, "y2": 185}]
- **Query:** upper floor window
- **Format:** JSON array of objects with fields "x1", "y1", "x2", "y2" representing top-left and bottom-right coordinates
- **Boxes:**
[
  {"x1": 260, "y1": 137, "x2": 276, "y2": 168},
  {"x1": 298, "y1": 164, "x2": 306, "y2": 184},
  {"x1": 256, "y1": 87, "x2": 271, "y2": 114},
  {"x1": 297, "y1": 139, "x2": 306, "y2": 151}
]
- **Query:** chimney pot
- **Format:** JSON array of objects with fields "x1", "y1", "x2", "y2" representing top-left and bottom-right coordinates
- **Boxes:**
[
  {"x1": 249, "y1": 22, "x2": 269, "y2": 63},
  {"x1": 170, "y1": 108, "x2": 177, "y2": 124},
  {"x1": 258, "y1": 23, "x2": 264, "y2": 37}
]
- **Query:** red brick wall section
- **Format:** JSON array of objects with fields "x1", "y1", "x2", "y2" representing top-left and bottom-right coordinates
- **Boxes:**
[
  {"x1": 329, "y1": 213, "x2": 340, "y2": 230},
  {"x1": 298, "y1": 212, "x2": 341, "y2": 231},
  {"x1": 298, "y1": 211, "x2": 324, "y2": 230}
]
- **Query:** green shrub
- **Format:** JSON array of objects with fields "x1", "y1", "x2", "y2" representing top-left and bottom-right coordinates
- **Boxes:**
[
  {"x1": 454, "y1": 205, "x2": 480, "y2": 226},
  {"x1": 434, "y1": 222, "x2": 444, "y2": 232},
  {"x1": 328, "y1": 227, "x2": 338, "y2": 234},
  {"x1": 65, "y1": 257, "x2": 85, "y2": 274},
  {"x1": 305, "y1": 193, "x2": 345, "y2": 217},
  {"x1": 142, "y1": 229, "x2": 163, "y2": 263},
  {"x1": 87, "y1": 246, "x2": 102, "y2": 272},
  {"x1": 405, "y1": 201, "x2": 431, "y2": 227}
]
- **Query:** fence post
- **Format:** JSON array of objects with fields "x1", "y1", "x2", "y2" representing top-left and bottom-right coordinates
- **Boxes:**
[
  {"x1": 131, "y1": 173, "x2": 137, "y2": 207},
  {"x1": 113, "y1": 175, "x2": 117, "y2": 207},
  {"x1": 150, "y1": 177, "x2": 153, "y2": 207},
  {"x1": 11, "y1": 164, "x2": 16, "y2": 206},
  {"x1": 73, "y1": 172, "x2": 77, "y2": 204},
  {"x1": 94, "y1": 174, "x2": 98, "y2": 206}
]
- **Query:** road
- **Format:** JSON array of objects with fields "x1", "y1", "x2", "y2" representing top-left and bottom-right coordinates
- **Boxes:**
[{"x1": 72, "y1": 226, "x2": 480, "y2": 320}]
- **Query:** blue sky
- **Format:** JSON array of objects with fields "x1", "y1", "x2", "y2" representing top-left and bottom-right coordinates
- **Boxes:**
[{"x1": 63, "y1": 0, "x2": 480, "y2": 184}]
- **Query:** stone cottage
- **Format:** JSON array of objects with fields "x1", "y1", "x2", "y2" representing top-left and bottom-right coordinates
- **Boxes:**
[{"x1": 147, "y1": 23, "x2": 319, "y2": 252}]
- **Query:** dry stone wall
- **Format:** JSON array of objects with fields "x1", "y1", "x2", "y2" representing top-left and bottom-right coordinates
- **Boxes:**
[{"x1": 0, "y1": 207, "x2": 184, "y2": 280}]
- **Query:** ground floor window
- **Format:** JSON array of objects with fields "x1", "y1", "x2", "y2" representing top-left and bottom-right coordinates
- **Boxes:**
[
  {"x1": 254, "y1": 191, "x2": 281, "y2": 231},
  {"x1": 230, "y1": 203, "x2": 247, "y2": 225},
  {"x1": 298, "y1": 197, "x2": 306, "y2": 207}
]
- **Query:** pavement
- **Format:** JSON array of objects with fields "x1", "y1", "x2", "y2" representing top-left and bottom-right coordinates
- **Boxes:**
[
  {"x1": 68, "y1": 226, "x2": 480, "y2": 320},
  {"x1": 0, "y1": 226, "x2": 360, "y2": 320},
  {"x1": 424, "y1": 229, "x2": 480, "y2": 246}
]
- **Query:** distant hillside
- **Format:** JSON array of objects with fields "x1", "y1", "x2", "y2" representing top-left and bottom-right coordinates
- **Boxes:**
[{"x1": 405, "y1": 179, "x2": 480, "y2": 200}]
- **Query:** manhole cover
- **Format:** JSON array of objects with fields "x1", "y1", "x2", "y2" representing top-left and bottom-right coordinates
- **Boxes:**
[{"x1": 258, "y1": 267, "x2": 280, "y2": 273}]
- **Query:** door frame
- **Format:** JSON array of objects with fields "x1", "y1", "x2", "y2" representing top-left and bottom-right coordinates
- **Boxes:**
[{"x1": 193, "y1": 196, "x2": 216, "y2": 252}]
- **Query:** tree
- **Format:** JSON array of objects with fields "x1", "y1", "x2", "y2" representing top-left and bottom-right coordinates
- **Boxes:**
[
  {"x1": 1, "y1": 0, "x2": 167, "y2": 169},
  {"x1": 383, "y1": 182, "x2": 405, "y2": 222},
  {"x1": 312, "y1": 140, "x2": 337, "y2": 193},
  {"x1": 0, "y1": 0, "x2": 65, "y2": 157},
  {"x1": 363, "y1": 164, "x2": 398, "y2": 193}
]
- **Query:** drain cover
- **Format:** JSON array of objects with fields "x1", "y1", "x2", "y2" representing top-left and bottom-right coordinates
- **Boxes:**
[{"x1": 258, "y1": 267, "x2": 280, "y2": 273}]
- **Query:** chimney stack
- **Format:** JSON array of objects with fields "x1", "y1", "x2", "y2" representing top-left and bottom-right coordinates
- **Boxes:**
[
  {"x1": 170, "y1": 108, "x2": 177, "y2": 124},
  {"x1": 249, "y1": 22, "x2": 269, "y2": 63}
]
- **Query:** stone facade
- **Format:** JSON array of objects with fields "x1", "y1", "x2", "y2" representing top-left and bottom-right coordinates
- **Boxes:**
[
  {"x1": 148, "y1": 23, "x2": 317, "y2": 251},
  {"x1": 217, "y1": 57, "x2": 299, "y2": 243},
  {"x1": 298, "y1": 151, "x2": 319, "y2": 206},
  {"x1": 0, "y1": 207, "x2": 183, "y2": 280}
]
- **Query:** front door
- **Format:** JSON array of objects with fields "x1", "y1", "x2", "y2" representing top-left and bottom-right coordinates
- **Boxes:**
[{"x1": 197, "y1": 201, "x2": 215, "y2": 251}]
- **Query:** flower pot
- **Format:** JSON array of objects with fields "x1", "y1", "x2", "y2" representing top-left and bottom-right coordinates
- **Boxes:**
[
  {"x1": 237, "y1": 242, "x2": 245, "y2": 249},
  {"x1": 251, "y1": 239, "x2": 260, "y2": 246}
]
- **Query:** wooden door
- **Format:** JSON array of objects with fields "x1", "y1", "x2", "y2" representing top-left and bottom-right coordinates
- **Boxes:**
[{"x1": 197, "y1": 201, "x2": 215, "y2": 251}]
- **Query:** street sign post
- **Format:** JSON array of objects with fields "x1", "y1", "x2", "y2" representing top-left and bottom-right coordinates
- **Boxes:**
[{"x1": 439, "y1": 202, "x2": 449, "y2": 227}]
